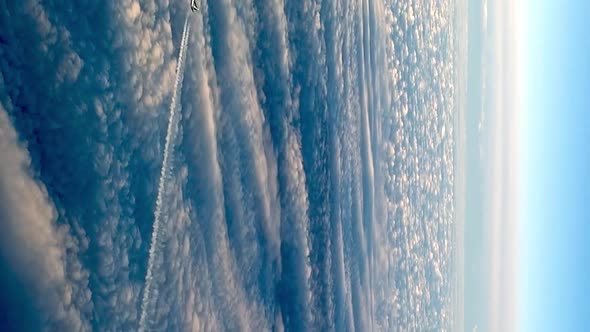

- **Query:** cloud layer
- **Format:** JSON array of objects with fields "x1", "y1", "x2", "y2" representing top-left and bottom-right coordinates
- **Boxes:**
[{"x1": 0, "y1": 0, "x2": 456, "y2": 330}]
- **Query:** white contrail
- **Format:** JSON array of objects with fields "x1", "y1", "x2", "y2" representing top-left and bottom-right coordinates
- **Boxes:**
[{"x1": 138, "y1": 14, "x2": 191, "y2": 332}]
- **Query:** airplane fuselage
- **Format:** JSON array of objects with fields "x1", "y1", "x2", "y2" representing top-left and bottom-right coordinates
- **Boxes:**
[{"x1": 191, "y1": 0, "x2": 199, "y2": 12}]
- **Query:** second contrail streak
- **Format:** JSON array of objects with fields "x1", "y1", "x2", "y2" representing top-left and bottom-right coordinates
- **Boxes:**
[{"x1": 138, "y1": 14, "x2": 191, "y2": 332}]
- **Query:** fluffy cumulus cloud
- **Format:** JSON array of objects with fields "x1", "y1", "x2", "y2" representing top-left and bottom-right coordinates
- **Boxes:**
[
  {"x1": 0, "y1": 0, "x2": 456, "y2": 330},
  {"x1": 0, "y1": 0, "x2": 177, "y2": 329},
  {"x1": 0, "y1": 75, "x2": 91, "y2": 331},
  {"x1": 375, "y1": 0, "x2": 456, "y2": 330}
]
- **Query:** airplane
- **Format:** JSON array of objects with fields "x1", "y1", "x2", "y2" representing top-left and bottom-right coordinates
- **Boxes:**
[{"x1": 191, "y1": 0, "x2": 200, "y2": 12}]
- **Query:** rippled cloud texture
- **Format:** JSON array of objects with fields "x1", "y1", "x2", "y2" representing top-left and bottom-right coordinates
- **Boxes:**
[{"x1": 0, "y1": 0, "x2": 455, "y2": 331}]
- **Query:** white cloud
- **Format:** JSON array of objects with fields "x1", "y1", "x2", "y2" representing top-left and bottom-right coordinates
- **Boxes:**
[
  {"x1": 0, "y1": 0, "x2": 181, "y2": 328},
  {"x1": 0, "y1": 0, "x2": 457, "y2": 330},
  {"x1": 0, "y1": 84, "x2": 91, "y2": 330},
  {"x1": 482, "y1": 0, "x2": 520, "y2": 331}
]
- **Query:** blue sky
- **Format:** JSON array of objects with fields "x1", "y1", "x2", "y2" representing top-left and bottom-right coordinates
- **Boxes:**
[
  {"x1": 463, "y1": 0, "x2": 590, "y2": 330},
  {"x1": 519, "y1": 0, "x2": 590, "y2": 330}
]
